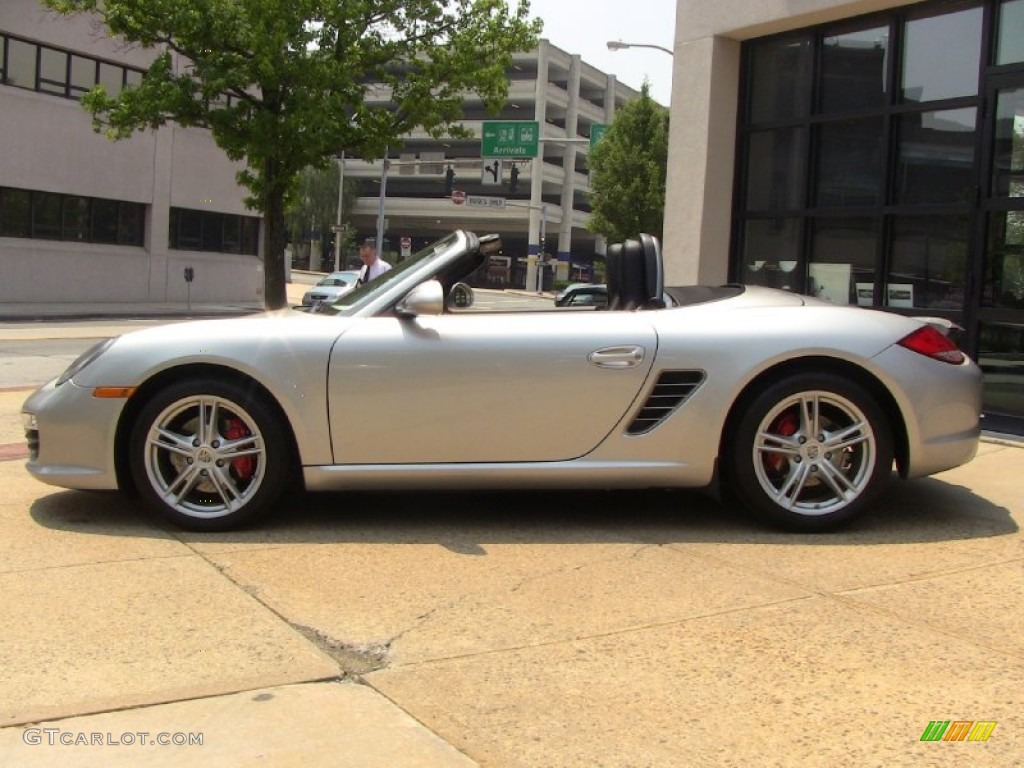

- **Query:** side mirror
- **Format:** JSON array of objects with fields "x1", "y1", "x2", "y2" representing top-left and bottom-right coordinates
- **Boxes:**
[
  {"x1": 449, "y1": 282, "x2": 475, "y2": 309},
  {"x1": 395, "y1": 280, "x2": 444, "y2": 317}
]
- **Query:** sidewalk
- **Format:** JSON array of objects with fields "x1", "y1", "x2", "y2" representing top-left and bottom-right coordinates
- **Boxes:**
[{"x1": 0, "y1": 282, "x2": 311, "y2": 323}]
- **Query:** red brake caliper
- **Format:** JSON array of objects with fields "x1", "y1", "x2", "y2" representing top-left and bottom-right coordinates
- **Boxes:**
[
  {"x1": 224, "y1": 418, "x2": 256, "y2": 480},
  {"x1": 765, "y1": 410, "x2": 799, "y2": 476}
]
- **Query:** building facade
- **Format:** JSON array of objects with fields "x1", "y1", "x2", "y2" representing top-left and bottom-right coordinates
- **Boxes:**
[
  {"x1": 0, "y1": 0, "x2": 639, "y2": 305},
  {"x1": 667, "y1": 0, "x2": 1024, "y2": 431},
  {"x1": 337, "y1": 40, "x2": 637, "y2": 290},
  {"x1": 0, "y1": 0, "x2": 265, "y2": 308}
]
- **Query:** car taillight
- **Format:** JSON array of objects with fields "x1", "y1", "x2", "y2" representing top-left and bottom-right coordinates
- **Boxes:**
[{"x1": 897, "y1": 326, "x2": 965, "y2": 365}]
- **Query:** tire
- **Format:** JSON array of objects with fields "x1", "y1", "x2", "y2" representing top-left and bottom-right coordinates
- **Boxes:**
[
  {"x1": 129, "y1": 377, "x2": 292, "y2": 531},
  {"x1": 729, "y1": 373, "x2": 894, "y2": 532}
]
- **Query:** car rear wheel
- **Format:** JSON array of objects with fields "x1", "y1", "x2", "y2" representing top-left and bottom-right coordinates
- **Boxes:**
[
  {"x1": 729, "y1": 373, "x2": 894, "y2": 532},
  {"x1": 129, "y1": 378, "x2": 291, "y2": 531}
]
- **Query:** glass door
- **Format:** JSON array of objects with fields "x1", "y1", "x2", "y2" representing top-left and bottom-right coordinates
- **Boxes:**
[{"x1": 975, "y1": 74, "x2": 1024, "y2": 430}]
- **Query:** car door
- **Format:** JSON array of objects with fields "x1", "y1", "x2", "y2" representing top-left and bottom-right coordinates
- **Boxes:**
[{"x1": 327, "y1": 311, "x2": 657, "y2": 464}]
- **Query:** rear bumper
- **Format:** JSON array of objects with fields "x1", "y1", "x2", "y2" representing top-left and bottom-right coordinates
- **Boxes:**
[{"x1": 872, "y1": 346, "x2": 982, "y2": 478}]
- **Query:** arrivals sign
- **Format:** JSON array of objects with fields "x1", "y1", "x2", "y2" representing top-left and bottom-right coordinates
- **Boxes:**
[{"x1": 481, "y1": 121, "x2": 539, "y2": 158}]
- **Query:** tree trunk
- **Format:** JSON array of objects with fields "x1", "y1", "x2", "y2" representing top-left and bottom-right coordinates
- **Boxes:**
[{"x1": 262, "y1": 174, "x2": 288, "y2": 310}]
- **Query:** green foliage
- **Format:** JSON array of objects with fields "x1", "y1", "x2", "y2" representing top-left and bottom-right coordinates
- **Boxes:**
[
  {"x1": 586, "y1": 83, "x2": 668, "y2": 244},
  {"x1": 43, "y1": 0, "x2": 541, "y2": 307},
  {"x1": 285, "y1": 161, "x2": 359, "y2": 258}
]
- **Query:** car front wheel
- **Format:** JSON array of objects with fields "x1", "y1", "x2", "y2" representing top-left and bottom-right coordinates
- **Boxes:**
[
  {"x1": 729, "y1": 373, "x2": 894, "y2": 532},
  {"x1": 129, "y1": 378, "x2": 291, "y2": 531}
]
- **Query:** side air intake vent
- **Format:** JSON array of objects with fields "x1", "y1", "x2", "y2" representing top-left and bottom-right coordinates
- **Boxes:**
[{"x1": 627, "y1": 370, "x2": 705, "y2": 435}]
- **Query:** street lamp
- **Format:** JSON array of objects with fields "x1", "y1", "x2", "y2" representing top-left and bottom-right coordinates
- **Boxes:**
[{"x1": 606, "y1": 40, "x2": 674, "y2": 56}]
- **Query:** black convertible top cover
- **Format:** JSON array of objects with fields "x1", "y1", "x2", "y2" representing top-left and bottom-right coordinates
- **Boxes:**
[{"x1": 664, "y1": 285, "x2": 745, "y2": 307}]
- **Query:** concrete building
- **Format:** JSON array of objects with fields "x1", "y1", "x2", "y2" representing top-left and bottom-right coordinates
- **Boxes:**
[
  {"x1": 336, "y1": 40, "x2": 638, "y2": 291},
  {"x1": 0, "y1": 0, "x2": 264, "y2": 307},
  {"x1": 0, "y1": 0, "x2": 639, "y2": 305},
  {"x1": 667, "y1": 0, "x2": 1024, "y2": 430}
]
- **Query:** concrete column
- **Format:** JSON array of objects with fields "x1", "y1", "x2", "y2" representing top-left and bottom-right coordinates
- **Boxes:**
[
  {"x1": 148, "y1": 123, "x2": 175, "y2": 303},
  {"x1": 526, "y1": 41, "x2": 550, "y2": 291},
  {"x1": 663, "y1": 35, "x2": 740, "y2": 286},
  {"x1": 557, "y1": 54, "x2": 582, "y2": 281}
]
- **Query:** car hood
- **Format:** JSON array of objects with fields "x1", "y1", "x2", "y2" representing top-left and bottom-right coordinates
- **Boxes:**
[{"x1": 71, "y1": 309, "x2": 353, "y2": 387}]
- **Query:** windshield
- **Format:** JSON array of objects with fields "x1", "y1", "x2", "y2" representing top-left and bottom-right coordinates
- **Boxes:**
[{"x1": 315, "y1": 232, "x2": 462, "y2": 316}]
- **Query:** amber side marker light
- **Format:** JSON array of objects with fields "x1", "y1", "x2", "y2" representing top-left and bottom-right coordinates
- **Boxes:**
[
  {"x1": 92, "y1": 387, "x2": 137, "y2": 399},
  {"x1": 898, "y1": 326, "x2": 966, "y2": 365}
]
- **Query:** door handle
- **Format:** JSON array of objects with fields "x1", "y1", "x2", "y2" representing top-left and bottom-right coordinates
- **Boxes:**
[{"x1": 588, "y1": 346, "x2": 645, "y2": 369}]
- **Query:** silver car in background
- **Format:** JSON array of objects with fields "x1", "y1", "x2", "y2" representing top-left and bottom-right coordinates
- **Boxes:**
[
  {"x1": 23, "y1": 230, "x2": 982, "y2": 533},
  {"x1": 300, "y1": 269, "x2": 361, "y2": 307}
]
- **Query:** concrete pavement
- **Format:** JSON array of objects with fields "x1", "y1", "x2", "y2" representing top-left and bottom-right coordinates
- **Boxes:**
[{"x1": 0, "y1": 311, "x2": 1022, "y2": 766}]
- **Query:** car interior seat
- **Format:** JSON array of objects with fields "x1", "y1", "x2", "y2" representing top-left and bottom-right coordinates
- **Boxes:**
[{"x1": 606, "y1": 234, "x2": 665, "y2": 310}]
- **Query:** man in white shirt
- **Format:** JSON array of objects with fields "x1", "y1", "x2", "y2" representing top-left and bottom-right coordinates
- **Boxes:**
[{"x1": 358, "y1": 238, "x2": 392, "y2": 284}]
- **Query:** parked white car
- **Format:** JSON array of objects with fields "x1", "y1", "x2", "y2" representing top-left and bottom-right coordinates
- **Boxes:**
[{"x1": 301, "y1": 270, "x2": 361, "y2": 307}]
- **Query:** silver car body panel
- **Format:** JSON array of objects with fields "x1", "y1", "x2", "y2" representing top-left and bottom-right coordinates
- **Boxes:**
[{"x1": 23, "y1": 230, "x2": 982, "y2": 499}]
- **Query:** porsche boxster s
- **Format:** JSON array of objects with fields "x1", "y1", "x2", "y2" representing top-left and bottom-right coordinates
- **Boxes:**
[{"x1": 22, "y1": 230, "x2": 982, "y2": 532}]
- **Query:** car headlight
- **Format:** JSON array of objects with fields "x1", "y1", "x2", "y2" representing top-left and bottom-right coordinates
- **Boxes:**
[{"x1": 56, "y1": 337, "x2": 117, "y2": 386}]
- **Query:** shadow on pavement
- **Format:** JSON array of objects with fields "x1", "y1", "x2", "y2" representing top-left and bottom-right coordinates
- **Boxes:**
[{"x1": 28, "y1": 474, "x2": 1017, "y2": 553}]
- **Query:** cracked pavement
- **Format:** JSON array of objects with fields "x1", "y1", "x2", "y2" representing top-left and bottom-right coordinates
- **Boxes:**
[{"x1": 0, "y1": 378, "x2": 1022, "y2": 765}]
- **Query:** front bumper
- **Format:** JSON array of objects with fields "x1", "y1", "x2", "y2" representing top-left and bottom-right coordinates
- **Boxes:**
[{"x1": 22, "y1": 379, "x2": 126, "y2": 491}]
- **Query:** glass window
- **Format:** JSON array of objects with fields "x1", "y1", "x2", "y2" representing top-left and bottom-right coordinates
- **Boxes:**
[
  {"x1": 125, "y1": 69, "x2": 143, "y2": 89},
  {"x1": 31, "y1": 192, "x2": 62, "y2": 240},
  {"x1": 118, "y1": 203, "x2": 144, "y2": 246},
  {"x1": 888, "y1": 215, "x2": 968, "y2": 309},
  {"x1": 91, "y1": 199, "x2": 120, "y2": 244},
  {"x1": 0, "y1": 188, "x2": 31, "y2": 238},
  {"x1": 992, "y1": 86, "x2": 1024, "y2": 198},
  {"x1": 38, "y1": 46, "x2": 67, "y2": 96},
  {"x1": 742, "y1": 218, "x2": 803, "y2": 291},
  {"x1": 201, "y1": 212, "x2": 224, "y2": 252},
  {"x1": 241, "y1": 217, "x2": 260, "y2": 255},
  {"x1": 62, "y1": 195, "x2": 89, "y2": 241},
  {"x1": 745, "y1": 127, "x2": 806, "y2": 211},
  {"x1": 70, "y1": 55, "x2": 95, "y2": 99},
  {"x1": 820, "y1": 25, "x2": 889, "y2": 114},
  {"x1": 174, "y1": 209, "x2": 202, "y2": 250},
  {"x1": 98, "y1": 62, "x2": 123, "y2": 98},
  {"x1": 748, "y1": 37, "x2": 811, "y2": 123},
  {"x1": 901, "y1": 3, "x2": 983, "y2": 103},
  {"x1": 983, "y1": 211, "x2": 1024, "y2": 308},
  {"x1": 997, "y1": 0, "x2": 1024, "y2": 65},
  {"x1": 896, "y1": 107, "x2": 977, "y2": 204},
  {"x1": 815, "y1": 117, "x2": 885, "y2": 207},
  {"x1": 978, "y1": 321, "x2": 1024, "y2": 418},
  {"x1": 222, "y1": 216, "x2": 241, "y2": 253},
  {"x1": 7, "y1": 38, "x2": 37, "y2": 89},
  {"x1": 810, "y1": 217, "x2": 877, "y2": 305},
  {"x1": 0, "y1": 36, "x2": 5, "y2": 82}
]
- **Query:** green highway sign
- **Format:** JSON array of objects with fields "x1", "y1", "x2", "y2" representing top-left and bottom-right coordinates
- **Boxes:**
[
  {"x1": 481, "y1": 121, "x2": 539, "y2": 158},
  {"x1": 590, "y1": 123, "x2": 609, "y2": 149}
]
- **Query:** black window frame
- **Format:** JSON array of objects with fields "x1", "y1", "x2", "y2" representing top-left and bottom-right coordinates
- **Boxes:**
[
  {"x1": 0, "y1": 185, "x2": 145, "y2": 247},
  {"x1": 733, "y1": 0, "x2": 996, "y2": 323},
  {"x1": 0, "y1": 31, "x2": 145, "y2": 101},
  {"x1": 168, "y1": 207, "x2": 260, "y2": 256}
]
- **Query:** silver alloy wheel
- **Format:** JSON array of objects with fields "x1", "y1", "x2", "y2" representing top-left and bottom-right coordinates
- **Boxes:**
[
  {"x1": 143, "y1": 394, "x2": 267, "y2": 519},
  {"x1": 752, "y1": 390, "x2": 876, "y2": 516}
]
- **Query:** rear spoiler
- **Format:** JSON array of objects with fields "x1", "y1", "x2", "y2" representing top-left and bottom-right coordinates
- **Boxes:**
[{"x1": 912, "y1": 316, "x2": 962, "y2": 337}]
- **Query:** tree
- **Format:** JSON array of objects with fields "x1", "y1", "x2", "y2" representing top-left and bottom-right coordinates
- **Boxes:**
[
  {"x1": 285, "y1": 162, "x2": 359, "y2": 270},
  {"x1": 43, "y1": 0, "x2": 541, "y2": 308},
  {"x1": 586, "y1": 83, "x2": 669, "y2": 244}
]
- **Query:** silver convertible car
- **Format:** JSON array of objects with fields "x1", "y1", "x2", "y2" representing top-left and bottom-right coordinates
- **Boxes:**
[{"x1": 22, "y1": 230, "x2": 982, "y2": 532}]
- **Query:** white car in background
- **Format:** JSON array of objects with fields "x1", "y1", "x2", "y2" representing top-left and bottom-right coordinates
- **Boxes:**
[{"x1": 301, "y1": 270, "x2": 361, "y2": 307}]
